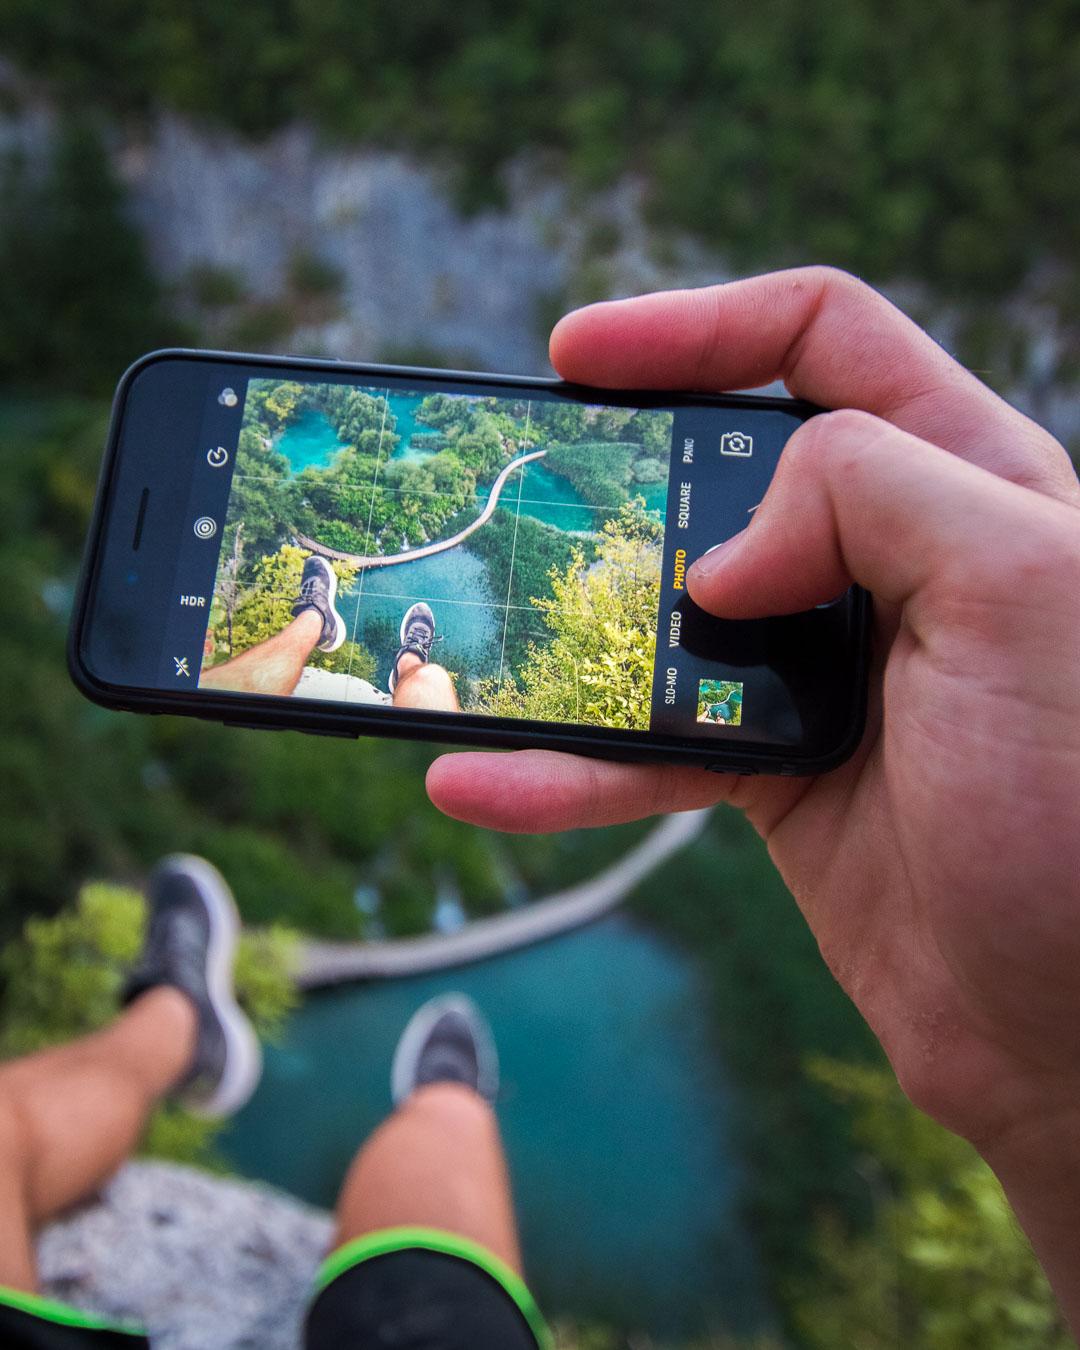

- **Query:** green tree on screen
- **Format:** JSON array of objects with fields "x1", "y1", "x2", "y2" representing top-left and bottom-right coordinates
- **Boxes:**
[
  {"x1": 476, "y1": 504, "x2": 661, "y2": 731},
  {"x1": 205, "y1": 543, "x2": 376, "y2": 681}
]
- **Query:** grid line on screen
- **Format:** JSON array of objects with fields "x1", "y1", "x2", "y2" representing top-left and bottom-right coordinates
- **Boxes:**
[
  {"x1": 495, "y1": 400, "x2": 531, "y2": 692},
  {"x1": 235, "y1": 387, "x2": 673, "y2": 709},
  {"x1": 214, "y1": 582, "x2": 588, "y2": 623},
  {"x1": 344, "y1": 392, "x2": 390, "y2": 688},
  {"x1": 230, "y1": 471, "x2": 619, "y2": 516}
]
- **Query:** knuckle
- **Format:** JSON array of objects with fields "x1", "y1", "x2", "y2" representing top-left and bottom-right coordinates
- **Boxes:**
[
  {"x1": 817, "y1": 406, "x2": 881, "y2": 442},
  {"x1": 794, "y1": 263, "x2": 872, "y2": 304},
  {"x1": 953, "y1": 512, "x2": 1080, "y2": 629},
  {"x1": 784, "y1": 407, "x2": 882, "y2": 480}
]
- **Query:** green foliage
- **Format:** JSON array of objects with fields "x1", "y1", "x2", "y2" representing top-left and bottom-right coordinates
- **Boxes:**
[
  {"x1": 204, "y1": 541, "x2": 375, "y2": 680},
  {"x1": 245, "y1": 380, "x2": 306, "y2": 434},
  {"x1": 476, "y1": 506, "x2": 661, "y2": 731},
  {"x1": 541, "y1": 411, "x2": 671, "y2": 508},
  {"x1": 225, "y1": 302, "x2": 295, "y2": 351},
  {"x1": 185, "y1": 262, "x2": 247, "y2": 309},
  {"x1": 287, "y1": 248, "x2": 345, "y2": 299},
  {"x1": 0, "y1": 880, "x2": 300, "y2": 1167},
  {"x1": 530, "y1": 400, "x2": 588, "y2": 442},
  {"x1": 7, "y1": 4, "x2": 1077, "y2": 300},
  {"x1": 464, "y1": 508, "x2": 578, "y2": 671},
  {"x1": 0, "y1": 398, "x2": 628, "y2": 947},
  {"x1": 233, "y1": 386, "x2": 672, "y2": 594},
  {"x1": 628, "y1": 807, "x2": 881, "y2": 1334},
  {"x1": 232, "y1": 923, "x2": 302, "y2": 1040},
  {"x1": 544, "y1": 442, "x2": 636, "y2": 507},
  {"x1": 0, "y1": 882, "x2": 145, "y2": 1055},
  {"x1": 140, "y1": 1104, "x2": 229, "y2": 1170},
  {"x1": 0, "y1": 120, "x2": 181, "y2": 394},
  {"x1": 0, "y1": 880, "x2": 298, "y2": 1059},
  {"x1": 553, "y1": 1327, "x2": 784, "y2": 1350},
  {"x1": 790, "y1": 1059, "x2": 1074, "y2": 1349}
]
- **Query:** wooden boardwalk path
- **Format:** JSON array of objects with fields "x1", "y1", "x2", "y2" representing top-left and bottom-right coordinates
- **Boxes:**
[
  {"x1": 297, "y1": 809, "x2": 711, "y2": 988},
  {"x1": 294, "y1": 448, "x2": 548, "y2": 569}
]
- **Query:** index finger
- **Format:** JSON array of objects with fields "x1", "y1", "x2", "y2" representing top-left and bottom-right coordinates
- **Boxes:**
[
  {"x1": 424, "y1": 748, "x2": 799, "y2": 834},
  {"x1": 550, "y1": 267, "x2": 1078, "y2": 504}
]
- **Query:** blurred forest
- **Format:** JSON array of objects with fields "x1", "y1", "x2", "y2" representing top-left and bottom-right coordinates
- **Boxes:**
[
  {"x1": 0, "y1": 4, "x2": 1077, "y2": 1345},
  {"x1": 1, "y1": 0, "x2": 1079, "y2": 302}
]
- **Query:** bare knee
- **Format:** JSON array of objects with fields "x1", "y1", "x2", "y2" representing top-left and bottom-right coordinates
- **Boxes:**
[
  {"x1": 392, "y1": 663, "x2": 460, "y2": 711},
  {"x1": 403, "y1": 1082, "x2": 494, "y2": 1127}
]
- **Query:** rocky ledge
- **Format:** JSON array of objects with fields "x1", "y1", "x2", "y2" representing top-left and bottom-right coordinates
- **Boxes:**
[{"x1": 39, "y1": 1162, "x2": 334, "y2": 1350}]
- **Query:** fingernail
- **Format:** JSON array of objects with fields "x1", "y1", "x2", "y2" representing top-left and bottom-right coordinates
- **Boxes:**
[{"x1": 689, "y1": 532, "x2": 744, "y2": 582}]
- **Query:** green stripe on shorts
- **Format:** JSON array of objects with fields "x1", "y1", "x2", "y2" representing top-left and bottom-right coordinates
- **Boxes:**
[
  {"x1": 0, "y1": 1284, "x2": 146, "y2": 1336},
  {"x1": 314, "y1": 1225, "x2": 552, "y2": 1349}
]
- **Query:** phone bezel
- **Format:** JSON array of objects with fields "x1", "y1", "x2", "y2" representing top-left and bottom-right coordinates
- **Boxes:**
[{"x1": 68, "y1": 348, "x2": 870, "y2": 776}]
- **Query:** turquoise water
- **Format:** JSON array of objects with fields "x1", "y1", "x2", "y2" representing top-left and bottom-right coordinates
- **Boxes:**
[
  {"x1": 518, "y1": 461, "x2": 601, "y2": 532},
  {"x1": 274, "y1": 401, "x2": 638, "y2": 532},
  {"x1": 275, "y1": 405, "x2": 666, "y2": 692},
  {"x1": 276, "y1": 408, "x2": 350, "y2": 472},
  {"x1": 276, "y1": 402, "x2": 668, "y2": 524},
  {"x1": 338, "y1": 549, "x2": 503, "y2": 689},
  {"x1": 276, "y1": 396, "x2": 441, "y2": 474},
  {"x1": 221, "y1": 916, "x2": 766, "y2": 1335},
  {"x1": 386, "y1": 391, "x2": 440, "y2": 462},
  {"x1": 638, "y1": 476, "x2": 669, "y2": 513},
  {"x1": 520, "y1": 460, "x2": 669, "y2": 529}
]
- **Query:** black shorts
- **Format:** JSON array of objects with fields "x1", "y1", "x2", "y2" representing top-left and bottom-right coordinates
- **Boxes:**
[{"x1": 0, "y1": 1227, "x2": 549, "y2": 1350}]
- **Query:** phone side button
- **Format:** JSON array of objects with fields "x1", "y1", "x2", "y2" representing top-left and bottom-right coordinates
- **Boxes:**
[{"x1": 706, "y1": 763, "x2": 758, "y2": 775}]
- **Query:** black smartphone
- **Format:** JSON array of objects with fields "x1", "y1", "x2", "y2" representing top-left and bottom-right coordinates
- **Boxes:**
[{"x1": 69, "y1": 350, "x2": 869, "y2": 775}]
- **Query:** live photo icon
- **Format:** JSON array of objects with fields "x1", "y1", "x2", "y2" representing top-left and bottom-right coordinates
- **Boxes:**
[{"x1": 720, "y1": 431, "x2": 753, "y2": 457}]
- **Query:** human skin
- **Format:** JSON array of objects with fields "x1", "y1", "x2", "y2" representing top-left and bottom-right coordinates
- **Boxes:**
[
  {"x1": 426, "y1": 268, "x2": 1080, "y2": 1328},
  {"x1": 200, "y1": 609, "x2": 322, "y2": 694}
]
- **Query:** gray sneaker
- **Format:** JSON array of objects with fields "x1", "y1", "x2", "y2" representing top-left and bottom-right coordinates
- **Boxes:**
[
  {"x1": 390, "y1": 994, "x2": 499, "y2": 1106},
  {"x1": 388, "y1": 601, "x2": 436, "y2": 693},
  {"x1": 122, "y1": 855, "x2": 262, "y2": 1118},
  {"x1": 292, "y1": 555, "x2": 346, "y2": 653}
]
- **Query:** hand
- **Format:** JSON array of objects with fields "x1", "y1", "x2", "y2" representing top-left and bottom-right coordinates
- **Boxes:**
[{"x1": 428, "y1": 269, "x2": 1080, "y2": 1179}]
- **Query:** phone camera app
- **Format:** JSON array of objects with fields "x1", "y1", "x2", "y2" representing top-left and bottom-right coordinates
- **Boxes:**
[{"x1": 720, "y1": 431, "x2": 753, "y2": 457}]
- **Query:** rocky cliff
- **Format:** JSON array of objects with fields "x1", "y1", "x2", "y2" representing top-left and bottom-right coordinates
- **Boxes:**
[{"x1": 39, "y1": 1162, "x2": 333, "y2": 1350}]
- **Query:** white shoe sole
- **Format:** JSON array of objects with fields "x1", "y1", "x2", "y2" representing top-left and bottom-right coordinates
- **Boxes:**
[
  {"x1": 158, "y1": 854, "x2": 263, "y2": 1119},
  {"x1": 389, "y1": 603, "x2": 434, "y2": 693},
  {"x1": 314, "y1": 561, "x2": 346, "y2": 653},
  {"x1": 390, "y1": 993, "x2": 499, "y2": 1107}
]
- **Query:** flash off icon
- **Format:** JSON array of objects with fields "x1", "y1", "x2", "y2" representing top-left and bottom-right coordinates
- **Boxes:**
[{"x1": 720, "y1": 431, "x2": 753, "y2": 457}]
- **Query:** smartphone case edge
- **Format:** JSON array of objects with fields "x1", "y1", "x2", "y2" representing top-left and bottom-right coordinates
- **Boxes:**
[{"x1": 68, "y1": 349, "x2": 870, "y2": 778}]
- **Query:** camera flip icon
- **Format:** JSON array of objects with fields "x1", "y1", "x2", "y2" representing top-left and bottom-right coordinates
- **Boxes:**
[{"x1": 720, "y1": 431, "x2": 753, "y2": 458}]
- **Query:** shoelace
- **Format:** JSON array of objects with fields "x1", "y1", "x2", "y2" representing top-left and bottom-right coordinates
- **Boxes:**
[{"x1": 403, "y1": 622, "x2": 434, "y2": 655}]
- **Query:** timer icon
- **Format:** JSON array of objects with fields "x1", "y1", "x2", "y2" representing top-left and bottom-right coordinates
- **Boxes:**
[{"x1": 207, "y1": 446, "x2": 229, "y2": 468}]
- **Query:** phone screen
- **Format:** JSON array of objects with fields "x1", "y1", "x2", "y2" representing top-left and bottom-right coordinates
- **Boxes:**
[{"x1": 79, "y1": 358, "x2": 865, "y2": 765}]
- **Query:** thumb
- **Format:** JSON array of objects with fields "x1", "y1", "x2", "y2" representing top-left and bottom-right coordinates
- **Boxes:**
[{"x1": 686, "y1": 408, "x2": 1019, "y2": 618}]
